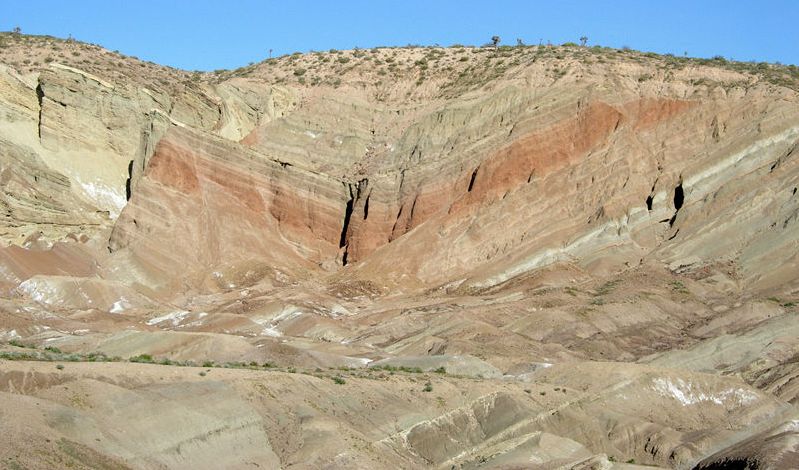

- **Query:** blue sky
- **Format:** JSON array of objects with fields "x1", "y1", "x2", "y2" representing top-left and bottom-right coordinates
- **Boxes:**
[{"x1": 3, "y1": 1, "x2": 797, "y2": 70}]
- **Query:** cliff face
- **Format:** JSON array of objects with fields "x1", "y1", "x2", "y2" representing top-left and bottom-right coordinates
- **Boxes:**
[
  {"x1": 2, "y1": 34, "x2": 799, "y2": 468},
  {"x1": 2, "y1": 38, "x2": 797, "y2": 294}
]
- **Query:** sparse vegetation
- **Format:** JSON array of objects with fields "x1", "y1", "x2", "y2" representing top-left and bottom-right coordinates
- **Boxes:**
[
  {"x1": 594, "y1": 280, "x2": 620, "y2": 296},
  {"x1": 8, "y1": 339, "x2": 34, "y2": 349},
  {"x1": 670, "y1": 280, "x2": 689, "y2": 294},
  {"x1": 129, "y1": 354, "x2": 154, "y2": 363}
]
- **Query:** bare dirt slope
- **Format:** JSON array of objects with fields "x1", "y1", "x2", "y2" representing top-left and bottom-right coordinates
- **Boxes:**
[{"x1": 1, "y1": 33, "x2": 799, "y2": 468}]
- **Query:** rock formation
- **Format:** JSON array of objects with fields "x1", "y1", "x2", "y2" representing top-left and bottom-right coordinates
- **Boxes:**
[{"x1": 1, "y1": 33, "x2": 799, "y2": 468}]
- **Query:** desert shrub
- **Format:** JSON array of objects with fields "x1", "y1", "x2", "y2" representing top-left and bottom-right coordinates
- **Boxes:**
[
  {"x1": 8, "y1": 339, "x2": 33, "y2": 348},
  {"x1": 129, "y1": 354, "x2": 154, "y2": 363}
]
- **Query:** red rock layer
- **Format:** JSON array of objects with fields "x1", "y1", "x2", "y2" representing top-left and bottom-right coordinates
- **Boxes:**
[
  {"x1": 343, "y1": 99, "x2": 687, "y2": 264},
  {"x1": 109, "y1": 126, "x2": 349, "y2": 288}
]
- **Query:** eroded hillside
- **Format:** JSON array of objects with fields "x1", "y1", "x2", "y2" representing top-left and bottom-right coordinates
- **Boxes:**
[{"x1": 1, "y1": 33, "x2": 799, "y2": 469}]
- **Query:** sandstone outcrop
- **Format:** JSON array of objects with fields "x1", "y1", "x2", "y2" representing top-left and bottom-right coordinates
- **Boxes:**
[{"x1": 1, "y1": 34, "x2": 799, "y2": 468}]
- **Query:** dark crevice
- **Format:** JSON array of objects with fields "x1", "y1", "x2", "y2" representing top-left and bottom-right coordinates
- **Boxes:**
[
  {"x1": 793, "y1": 187, "x2": 797, "y2": 195},
  {"x1": 693, "y1": 457, "x2": 759, "y2": 470},
  {"x1": 588, "y1": 206, "x2": 605, "y2": 225},
  {"x1": 646, "y1": 178, "x2": 658, "y2": 211},
  {"x1": 408, "y1": 195, "x2": 418, "y2": 221},
  {"x1": 125, "y1": 160, "x2": 134, "y2": 201},
  {"x1": 397, "y1": 169, "x2": 406, "y2": 193},
  {"x1": 338, "y1": 178, "x2": 368, "y2": 265},
  {"x1": 389, "y1": 204, "x2": 404, "y2": 241},
  {"x1": 772, "y1": 144, "x2": 796, "y2": 172},
  {"x1": 35, "y1": 81, "x2": 44, "y2": 140},
  {"x1": 363, "y1": 195, "x2": 370, "y2": 220},
  {"x1": 410, "y1": 144, "x2": 422, "y2": 162},
  {"x1": 339, "y1": 196, "x2": 354, "y2": 249},
  {"x1": 673, "y1": 182, "x2": 684, "y2": 211},
  {"x1": 669, "y1": 180, "x2": 684, "y2": 227},
  {"x1": 667, "y1": 228, "x2": 680, "y2": 240},
  {"x1": 468, "y1": 167, "x2": 479, "y2": 192}
]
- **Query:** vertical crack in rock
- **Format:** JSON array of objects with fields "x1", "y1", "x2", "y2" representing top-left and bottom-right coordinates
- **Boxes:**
[
  {"x1": 363, "y1": 194, "x2": 370, "y2": 220},
  {"x1": 390, "y1": 204, "x2": 404, "y2": 242},
  {"x1": 339, "y1": 188, "x2": 355, "y2": 249},
  {"x1": 35, "y1": 80, "x2": 44, "y2": 141},
  {"x1": 673, "y1": 181, "x2": 684, "y2": 211},
  {"x1": 339, "y1": 178, "x2": 368, "y2": 265},
  {"x1": 669, "y1": 179, "x2": 684, "y2": 227},
  {"x1": 125, "y1": 160, "x2": 134, "y2": 201},
  {"x1": 646, "y1": 179, "x2": 657, "y2": 211},
  {"x1": 468, "y1": 166, "x2": 479, "y2": 192}
]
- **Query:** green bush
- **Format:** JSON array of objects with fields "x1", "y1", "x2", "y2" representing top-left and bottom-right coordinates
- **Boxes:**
[{"x1": 129, "y1": 354, "x2": 154, "y2": 363}]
